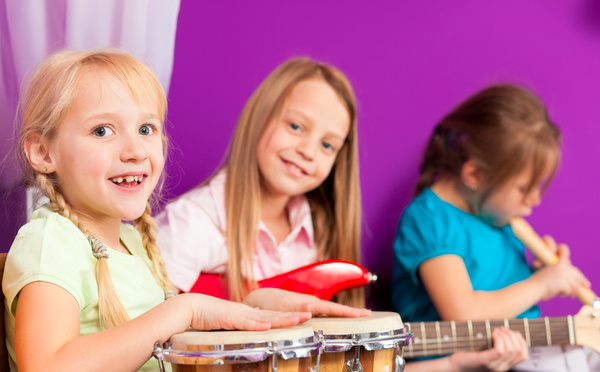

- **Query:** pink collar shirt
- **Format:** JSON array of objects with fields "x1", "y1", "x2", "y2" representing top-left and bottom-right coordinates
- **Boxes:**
[{"x1": 155, "y1": 169, "x2": 318, "y2": 292}]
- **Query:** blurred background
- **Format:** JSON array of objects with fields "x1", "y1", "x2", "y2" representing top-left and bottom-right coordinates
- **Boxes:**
[{"x1": 2, "y1": 0, "x2": 599, "y2": 317}]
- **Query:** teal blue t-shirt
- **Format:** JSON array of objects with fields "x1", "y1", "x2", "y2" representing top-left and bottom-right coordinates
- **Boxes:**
[{"x1": 391, "y1": 188, "x2": 540, "y2": 322}]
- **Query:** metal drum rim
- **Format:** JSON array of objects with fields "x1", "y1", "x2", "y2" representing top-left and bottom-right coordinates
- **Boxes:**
[{"x1": 161, "y1": 334, "x2": 322, "y2": 365}]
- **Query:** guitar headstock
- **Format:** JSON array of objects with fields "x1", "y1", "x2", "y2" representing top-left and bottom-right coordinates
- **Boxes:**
[{"x1": 574, "y1": 305, "x2": 600, "y2": 354}]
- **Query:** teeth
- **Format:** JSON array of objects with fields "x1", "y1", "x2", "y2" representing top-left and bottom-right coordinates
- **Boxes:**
[
  {"x1": 111, "y1": 175, "x2": 144, "y2": 184},
  {"x1": 289, "y1": 163, "x2": 303, "y2": 174}
]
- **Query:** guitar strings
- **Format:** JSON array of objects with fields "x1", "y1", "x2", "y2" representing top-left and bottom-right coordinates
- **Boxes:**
[{"x1": 403, "y1": 318, "x2": 571, "y2": 357}]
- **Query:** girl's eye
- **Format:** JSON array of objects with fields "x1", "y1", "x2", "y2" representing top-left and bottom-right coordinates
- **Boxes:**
[
  {"x1": 322, "y1": 141, "x2": 334, "y2": 152},
  {"x1": 92, "y1": 126, "x2": 114, "y2": 137},
  {"x1": 139, "y1": 124, "x2": 155, "y2": 136},
  {"x1": 289, "y1": 122, "x2": 301, "y2": 132}
]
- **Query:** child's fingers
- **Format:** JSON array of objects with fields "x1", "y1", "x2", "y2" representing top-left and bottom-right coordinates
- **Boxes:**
[
  {"x1": 487, "y1": 327, "x2": 528, "y2": 369},
  {"x1": 229, "y1": 309, "x2": 310, "y2": 331},
  {"x1": 556, "y1": 243, "x2": 571, "y2": 261},
  {"x1": 303, "y1": 300, "x2": 371, "y2": 318},
  {"x1": 531, "y1": 258, "x2": 544, "y2": 270},
  {"x1": 542, "y1": 235, "x2": 558, "y2": 253}
]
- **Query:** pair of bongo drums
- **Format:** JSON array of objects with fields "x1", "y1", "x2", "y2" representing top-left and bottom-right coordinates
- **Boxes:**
[{"x1": 153, "y1": 311, "x2": 411, "y2": 372}]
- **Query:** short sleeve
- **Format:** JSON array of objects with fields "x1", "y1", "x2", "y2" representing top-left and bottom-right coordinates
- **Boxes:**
[
  {"x1": 3, "y1": 209, "x2": 96, "y2": 316},
  {"x1": 393, "y1": 191, "x2": 468, "y2": 286}
]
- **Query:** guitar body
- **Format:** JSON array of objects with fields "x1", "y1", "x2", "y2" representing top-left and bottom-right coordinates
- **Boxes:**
[{"x1": 187, "y1": 259, "x2": 376, "y2": 300}]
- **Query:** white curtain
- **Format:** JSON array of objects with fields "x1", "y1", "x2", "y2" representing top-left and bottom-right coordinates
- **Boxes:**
[{"x1": 0, "y1": 0, "x2": 181, "y2": 186}]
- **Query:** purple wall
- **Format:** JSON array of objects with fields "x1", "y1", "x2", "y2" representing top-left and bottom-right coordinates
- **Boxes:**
[{"x1": 165, "y1": 0, "x2": 600, "y2": 317}]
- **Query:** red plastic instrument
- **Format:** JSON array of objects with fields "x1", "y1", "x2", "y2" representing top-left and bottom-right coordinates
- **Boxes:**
[{"x1": 187, "y1": 259, "x2": 377, "y2": 300}]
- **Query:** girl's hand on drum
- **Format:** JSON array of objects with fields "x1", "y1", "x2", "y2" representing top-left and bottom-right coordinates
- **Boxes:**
[
  {"x1": 242, "y1": 288, "x2": 371, "y2": 318},
  {"x1": 182, "y1": 293, "x2": 311, "y2": 331},
  {"x1": 448, "y1": 327, "x2": 527, "y2": 371}
]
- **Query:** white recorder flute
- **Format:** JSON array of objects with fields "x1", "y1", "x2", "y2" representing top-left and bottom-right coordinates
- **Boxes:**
[{"x1": 510, "y1": 217, "x2": 600, "y2": 309}]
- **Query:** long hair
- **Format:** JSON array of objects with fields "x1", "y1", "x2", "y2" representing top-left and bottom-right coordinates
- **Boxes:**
[
  {"x1": 217, "y1": 58, "x2": 363, "y2": 306},
  {"x1": 415, "y1": 84, "x2": 561, "y2": 204},
  {"x1": 17, "y1": 49, "x2": 173, "y2": 329}
]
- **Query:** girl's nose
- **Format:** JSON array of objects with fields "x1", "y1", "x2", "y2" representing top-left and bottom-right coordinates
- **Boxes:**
[
  {"x1": 120, "y1": 134, "x2": 148, "y2": 162},
  {"x1": 296, "y1": 139, "x2": 316, "y2": 160},
  {"x1": 525, "y1": 189, "x2": 541, "y2": 207}
]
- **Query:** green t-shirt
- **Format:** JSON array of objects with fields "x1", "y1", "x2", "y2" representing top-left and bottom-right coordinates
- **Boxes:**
[{"x1": 3, "y1": 207, "x2": 167, "y2": 371}]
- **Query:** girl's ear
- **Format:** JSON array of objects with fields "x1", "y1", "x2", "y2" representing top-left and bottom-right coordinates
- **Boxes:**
[
  {"x1": 23, "y1": 133, "x2": 55, "y2": 173},
  {"x1": 461, "y1": 159, "x2": 482, "y2": 191}
]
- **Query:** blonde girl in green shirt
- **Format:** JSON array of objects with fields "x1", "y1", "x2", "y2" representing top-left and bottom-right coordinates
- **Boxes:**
[{"x1": 4, "y1": 49, "x2": 357, "y2": 372}]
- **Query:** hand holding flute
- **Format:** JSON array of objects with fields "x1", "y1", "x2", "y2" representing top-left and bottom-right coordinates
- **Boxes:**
[{"x1": 510, "y1": 217, "x2": 598, "y2": 308}]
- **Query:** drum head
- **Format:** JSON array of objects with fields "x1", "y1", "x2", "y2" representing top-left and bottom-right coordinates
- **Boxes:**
[
  {"x1": 162, "y1": 324, "x2": 320, "y2": 366},
  {"x1": 170, "y1": 324, "x2": 315, "y2": 345},
  {"x1": 306, "y1": 311, "x2": 404, "y2": 335}
]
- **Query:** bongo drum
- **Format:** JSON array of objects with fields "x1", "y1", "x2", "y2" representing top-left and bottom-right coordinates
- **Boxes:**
[
  {"x1": 306, "y1": 311, "x2": 411, "y2": 372},
  {"x1": 153, "y1": 324, "x2": 321, "y2": 372}
]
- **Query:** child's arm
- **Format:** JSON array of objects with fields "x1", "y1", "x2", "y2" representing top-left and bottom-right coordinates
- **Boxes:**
[
  {"x1": 15, "y1": 282, "x2": 309, "y2": 372},
  {"x1": 243, "y1": 288, "x2": 371, "y2": 317},
  {"x1": 419, "y1": 252, "x2": 588, "y2": 320},
  {"x1": 405, "y1": 327, "x2": 527, "y2": 372}
]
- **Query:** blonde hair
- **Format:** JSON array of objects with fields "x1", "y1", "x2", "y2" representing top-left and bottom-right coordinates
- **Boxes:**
[
  {"x1": 415, "y1": 84, "x2": 561, "y2": 204},
  {"x1": 17, "y1": 49, "x2": 173, "y2": 329},
  {"x1": 212, "y1": 57, "x2": 363, "y2": 307}
]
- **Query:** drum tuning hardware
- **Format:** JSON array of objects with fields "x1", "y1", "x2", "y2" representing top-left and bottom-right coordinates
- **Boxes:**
[
  {"x1": 311, "y1": 330, "x2": 325, "y2": 372},
  {"x1": 345, "y1": 358, "x2": 364, "y2": 372},
  {"x1": 395, "y1": 354, "x2": 406, "y2": 372},
  {"x1": 152, "y1": 342, "x2": 167, "y2": 372},
  {"x1": 346, "y1": 336, "x2": 363, "y2": 372}
]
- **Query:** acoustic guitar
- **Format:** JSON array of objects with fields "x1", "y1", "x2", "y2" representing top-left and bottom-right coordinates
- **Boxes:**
[{"x1": 404, "y1": 305, "x2": 600, "y2": 358}]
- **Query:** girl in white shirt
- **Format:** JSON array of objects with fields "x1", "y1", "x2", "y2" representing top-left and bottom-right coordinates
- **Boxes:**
[{"x1": 157, "y1": 57, "x2": 363, "y2": 307}]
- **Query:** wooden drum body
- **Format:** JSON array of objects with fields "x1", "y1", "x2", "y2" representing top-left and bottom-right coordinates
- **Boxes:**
[
  {"x1": 154, "y1": 325, "x2": 321, "y2": 372},
  {"x1": 306, "y1": 312, "x2": 411, "y2": 372}
]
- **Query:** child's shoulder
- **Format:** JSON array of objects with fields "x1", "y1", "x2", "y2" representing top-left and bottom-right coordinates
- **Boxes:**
[
  {"x1": 405, "y1": 188, "x2": 460, "y2": 217},
  {"x1": 10, "y1": 206, "x2": 90, "y2": 258},
  {"x1": 19, "y1": 206, "x2": 85, "y2": 239},
  {"x1": 401, "y1": 188, "x2": 475, "y2": 233},
  {"x1": 157, "y1": 169, "x2": 227, "y2": 228}
]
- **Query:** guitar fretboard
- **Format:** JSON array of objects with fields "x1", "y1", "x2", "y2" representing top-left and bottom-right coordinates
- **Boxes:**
[{"x1": 404, "y1": 317, "x2": 573, "y2": 358}]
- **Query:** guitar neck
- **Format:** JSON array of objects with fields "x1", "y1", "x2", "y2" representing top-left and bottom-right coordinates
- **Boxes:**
[{"x1": 404, "y1": 316, "x2": 574, "y2": 358}]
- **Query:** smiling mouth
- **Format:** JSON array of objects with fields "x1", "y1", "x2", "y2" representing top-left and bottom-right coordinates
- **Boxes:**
[
  {"x1": 111, "y1": 175, "x2": 144, "y2": 186},
  {"x1": 282, "y1": 159, "x2": 307, "y2": 176}
]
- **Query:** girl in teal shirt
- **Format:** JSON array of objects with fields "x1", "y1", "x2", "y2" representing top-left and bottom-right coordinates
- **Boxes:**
[{"x1": 393, "y1": 84, "x2": 589, "y2": 323}]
